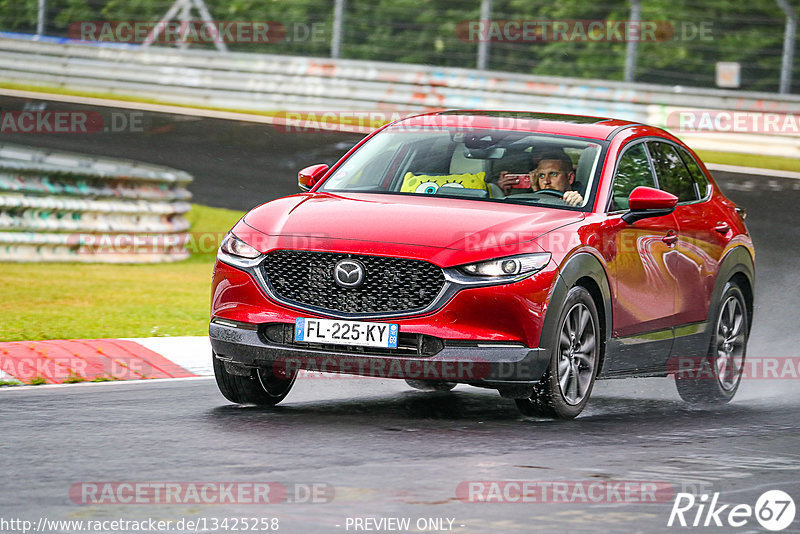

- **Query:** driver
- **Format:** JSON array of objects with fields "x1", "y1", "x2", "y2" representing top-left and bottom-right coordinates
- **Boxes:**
[{"x1": 497, "y1": 149, "x2": 584, "y2": 207}]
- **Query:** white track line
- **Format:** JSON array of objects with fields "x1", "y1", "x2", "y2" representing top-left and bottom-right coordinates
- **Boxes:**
[{"x1": 121, "y1": 336, "x2": 213, "y2": 377}]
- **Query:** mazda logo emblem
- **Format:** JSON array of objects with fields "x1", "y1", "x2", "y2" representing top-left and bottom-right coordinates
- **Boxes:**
[{"x1": 333, "y1": 259, "x2": 366, "y2": 288}]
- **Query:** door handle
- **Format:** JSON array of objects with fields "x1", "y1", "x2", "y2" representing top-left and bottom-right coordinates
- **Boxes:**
[
  {"x1": 714, "y1": 222, "x2": 730, "y2": 234},
  {"x1": 662, "y1": 231, "x2": 678, "y2": 246}
]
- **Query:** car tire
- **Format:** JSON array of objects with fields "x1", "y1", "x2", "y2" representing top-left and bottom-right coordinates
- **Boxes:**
[
  {"x1": 213, "y1": 352, "x2": 297, "y2": 406},
  {"x1": 405, "y1": 379, "x2": 456, "y2": 391},
  {"x1": 516, "y1": 286, "x2": 601, "y2": 419},
  {"x1": 675, "y1": 281, "x2": 748, "y2": 405}
]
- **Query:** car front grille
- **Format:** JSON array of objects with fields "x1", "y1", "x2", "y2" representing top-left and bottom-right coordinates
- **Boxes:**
[{"x1": 261, "y1": 250, "x2": 446, "y2": 315}]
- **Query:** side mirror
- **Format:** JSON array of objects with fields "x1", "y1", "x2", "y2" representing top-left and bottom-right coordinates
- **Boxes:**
[
  {"x1": 298, "y1": 164, "x2": 329, "y2": 191},
  {"x1": 622, "y1": 186, "x2": 678, "y2": 224}
]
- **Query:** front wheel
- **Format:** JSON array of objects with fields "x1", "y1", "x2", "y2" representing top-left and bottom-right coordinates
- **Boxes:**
[
  {"x1": 516, "y1": 286, "x2": 600, "y2": 419},
  {"x1": 675, "y1": 281, "x2": 749, "y2": 405},
  {"x1": 213, "y1": 353, "x2": 297, "y2": 406}
]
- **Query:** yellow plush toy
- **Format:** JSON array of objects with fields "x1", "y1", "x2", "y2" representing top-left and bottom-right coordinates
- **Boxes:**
[{"x1": 400, "y1": 172, "x2": 491, "y2": 196}]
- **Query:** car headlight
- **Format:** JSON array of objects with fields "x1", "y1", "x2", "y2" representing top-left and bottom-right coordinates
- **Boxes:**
[
  {"x1": 459, "y1": 253, "x2": 551, "y2": 277},
  {"x1": 220, "y1": 233, "x2": 261, "y2": 259}
]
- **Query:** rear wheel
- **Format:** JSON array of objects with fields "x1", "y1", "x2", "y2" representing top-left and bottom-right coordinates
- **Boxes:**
[
  {"x1": 675, "y1": 281, "x2": 748, "y2": 405},
  {"x1": 405, "y1": 379, "x2": 456, "y2": 391},
  {"x1": 516, "y1": 286, "x2": 600, "y2": 419},
  {"x1": 213, "y1": 352, "x2": 296, "y2": 406}
]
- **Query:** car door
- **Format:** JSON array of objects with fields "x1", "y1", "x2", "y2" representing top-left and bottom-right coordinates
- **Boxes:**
[
  {"x1": 648, "y1": 141, "x2": 730, "y2": 361},
  {"x1": 597, "y1": 141, "x2": 678, "y2": 374},
  {"x1": 648, "y1": 142, "x2": 725, "y2": 327}
]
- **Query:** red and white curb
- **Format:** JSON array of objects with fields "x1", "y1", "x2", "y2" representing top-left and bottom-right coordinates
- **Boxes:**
[{"x1": 0, "y1": 336, "x2": 212, "y2": 385}]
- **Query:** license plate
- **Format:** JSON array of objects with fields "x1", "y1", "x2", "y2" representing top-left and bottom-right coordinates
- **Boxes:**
[{"x1": 294, "y1": 318, "x2": 398, "y2": 348}]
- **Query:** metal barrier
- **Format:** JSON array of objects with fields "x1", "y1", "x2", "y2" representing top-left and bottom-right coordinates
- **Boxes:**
[
  {"x1": 0, "y1": 143, "x2": 192, "y2": 262},
  {"x1": 1, "y1": 33, "x2": 800, "y2": 156}
]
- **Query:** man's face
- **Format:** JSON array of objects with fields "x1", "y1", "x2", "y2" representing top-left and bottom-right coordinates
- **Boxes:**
[{"x1": 534, "y1": 159, "x2": 574, "y2": 191}]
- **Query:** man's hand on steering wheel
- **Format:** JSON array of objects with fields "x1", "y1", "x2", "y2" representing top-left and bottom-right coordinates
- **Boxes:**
[
  {"x1": 563, "y1": 190, "x2": 583, "y2": 206},
  {"x1": 530, "y1": 188, "x2": 583, "y2": 207}
]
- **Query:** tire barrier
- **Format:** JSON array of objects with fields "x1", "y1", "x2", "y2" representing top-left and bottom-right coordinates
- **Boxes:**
[{"x1": 0, "y1": 143, "x2": 192, "y2": 263}]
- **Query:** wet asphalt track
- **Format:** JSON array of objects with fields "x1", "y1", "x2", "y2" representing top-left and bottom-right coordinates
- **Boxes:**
[{"x1": 1, "y1": 95, "x2": 800, "y2": 533}]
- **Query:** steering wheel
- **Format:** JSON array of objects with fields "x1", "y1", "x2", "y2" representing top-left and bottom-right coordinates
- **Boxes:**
[{"x1": 530, "y1": 188, "x2": 564, "y2": 198}]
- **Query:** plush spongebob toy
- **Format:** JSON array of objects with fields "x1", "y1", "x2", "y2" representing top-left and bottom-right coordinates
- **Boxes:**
[{"x1": 400, "y1": 172, "x2": 491, "y2": 197}]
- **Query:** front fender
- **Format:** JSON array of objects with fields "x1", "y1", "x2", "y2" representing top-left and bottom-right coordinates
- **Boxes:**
[
  {"x1": 708, "y1": 246, "x2": 755, "y2": 326},
  {"x1": 539, "y1": 252, "x2": 613, "y2": 371}
]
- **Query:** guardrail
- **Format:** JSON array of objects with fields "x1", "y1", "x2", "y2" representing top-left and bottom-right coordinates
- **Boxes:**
[
  {"x1": 1, "y1": 33, "x2": 800, "y2": 157},
  {"x1": 0, "y1": 143, "x2": 192, "y2": 262}
]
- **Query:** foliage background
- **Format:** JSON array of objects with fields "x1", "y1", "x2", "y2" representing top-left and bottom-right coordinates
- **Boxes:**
[{"x1": 0, "y1": 0, "x2": 797, "y2": 92}]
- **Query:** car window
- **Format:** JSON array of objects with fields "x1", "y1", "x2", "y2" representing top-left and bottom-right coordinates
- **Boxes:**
[
  {"x1": 649, "y1": 141, "x2": 699, "y2": 203},
  {"x1": 321, "y1": 128, "x2": 604, "y2": 210},
  {"x1": 610, "y1": 142, "x2": 655, "y2": 211},
  {"x1": 676, "y1": 145, "x2": 711, "y2": 199}
]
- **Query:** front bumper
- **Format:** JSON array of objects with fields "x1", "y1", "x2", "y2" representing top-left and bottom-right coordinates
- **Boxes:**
[{"x1": 209, "y1": 320, "x2": 550, "y2": 387}]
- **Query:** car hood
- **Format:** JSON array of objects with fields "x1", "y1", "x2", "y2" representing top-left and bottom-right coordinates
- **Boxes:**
[{"x1": 242, "y1": 192, "x2": 583, "y2": 252}]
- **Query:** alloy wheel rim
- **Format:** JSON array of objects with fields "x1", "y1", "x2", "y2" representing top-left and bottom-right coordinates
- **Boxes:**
[
  {"x1": 556, "y1": 302, "x2": 597, "y2": 405},
  {"x1": 715, "y1": 295, "x2": 746, "y2": 392}
]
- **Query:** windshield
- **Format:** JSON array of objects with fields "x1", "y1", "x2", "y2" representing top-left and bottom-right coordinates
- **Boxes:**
[{"x1": 320, "y1": 127, "x2": 605, "y2": 210}]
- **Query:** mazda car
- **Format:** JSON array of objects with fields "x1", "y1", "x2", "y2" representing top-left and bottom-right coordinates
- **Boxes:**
[{"x1": 209, "y1": 110, "x2": 754, "y2": 419}]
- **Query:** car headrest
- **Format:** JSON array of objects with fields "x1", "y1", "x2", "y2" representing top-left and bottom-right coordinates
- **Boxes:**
[{"x1": 449, "y1": 146, "x2": 487, "y2": 175}]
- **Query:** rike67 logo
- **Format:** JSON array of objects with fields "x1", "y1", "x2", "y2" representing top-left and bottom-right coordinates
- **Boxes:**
[{"x1": 668, "y1": 490, "x2": 796, "y2": 531}]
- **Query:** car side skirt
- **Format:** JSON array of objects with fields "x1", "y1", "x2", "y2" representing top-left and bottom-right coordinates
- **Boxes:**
[{"x1": 601, "y1": 321, "x2": 710, "y2": 379}]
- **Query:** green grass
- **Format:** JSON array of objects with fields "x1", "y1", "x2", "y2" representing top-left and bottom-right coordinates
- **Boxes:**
[
  {"x1": 695, "y1": 150, "x2": 800, "y2": 173},
  {"x1": 63, "y1": 372, "x2": 88, "y2": 384},
  {"x1": 0, "y1": 204, "x2": 244, "y2": 342}
]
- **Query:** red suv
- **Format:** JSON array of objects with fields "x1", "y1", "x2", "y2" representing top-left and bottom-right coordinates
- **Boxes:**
[{"x1": 210, "y1": 111, "x2": 754, "y2": 419}]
